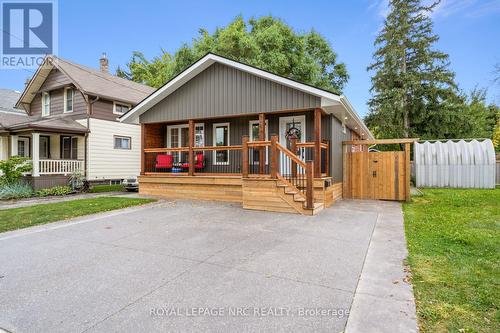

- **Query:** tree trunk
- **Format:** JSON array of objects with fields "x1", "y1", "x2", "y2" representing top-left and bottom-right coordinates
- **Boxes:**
[{"x1": 402, "y1": 45, "x2": 409, "y2": 138}]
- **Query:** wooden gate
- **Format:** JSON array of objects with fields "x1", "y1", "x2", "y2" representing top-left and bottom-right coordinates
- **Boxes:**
[{"x1": 343, "y1": 139, "x2": 416, "y2": 202}]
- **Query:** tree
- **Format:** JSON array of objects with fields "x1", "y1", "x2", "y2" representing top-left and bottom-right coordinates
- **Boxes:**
[
  {"x1": 117, "y1": 16, "x2": 348, "y2": 94},
  {"x1": 366, "y1": 0, "x2": 463, "y2": 139}
]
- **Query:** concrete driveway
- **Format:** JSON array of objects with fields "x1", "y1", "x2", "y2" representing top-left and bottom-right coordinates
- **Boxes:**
[{"x1": 0, "y1": 199, "x2": 416, "y2": 333}]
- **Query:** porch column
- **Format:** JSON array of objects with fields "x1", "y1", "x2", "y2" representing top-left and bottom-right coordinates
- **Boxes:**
[
  {"x1": 140, "y1": 124, "x2": 145, "y2": 175},
  {"x1": 10, "y1": 135, "x2": 18, "y2": 156},
  {"x1": 188, "y1": 120, "x2": 194, "y2": 176},
  {"x1": 314, "y1": 108, "x2": 322, "y2": 178},
  {"x1": 258, "y1": 113, "x2": 265, "y2": 174},
  {"x1": 32, "y1": 132, "x2": 40, "y2": 177}
]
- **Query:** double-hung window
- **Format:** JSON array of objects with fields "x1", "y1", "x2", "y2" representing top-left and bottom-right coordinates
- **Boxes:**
[
  {"x1": 213, "y1": 123, "x2": 229, "y2": 165},
  {"x1": 64, "y1": 88, "x2": 73, "y2": 113},
  {"x1": 42, "y1": 92, "x2": 50, "y2": 116}
]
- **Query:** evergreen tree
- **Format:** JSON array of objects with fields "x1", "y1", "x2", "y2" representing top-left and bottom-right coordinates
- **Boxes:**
[{"x1": 366, "y1": 0, "x2": 462, "y2": 139}]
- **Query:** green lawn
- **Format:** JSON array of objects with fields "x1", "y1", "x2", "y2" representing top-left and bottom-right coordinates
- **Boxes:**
[
  {"x1": 403, "y1": 188, "x2": 500, "y2": 333},
  {"x1": 89, "y1": 184, "x2": 125, "y2": 193},
  {"x1": 0, "y1": 197, "x2": 156, "y2": 233}
]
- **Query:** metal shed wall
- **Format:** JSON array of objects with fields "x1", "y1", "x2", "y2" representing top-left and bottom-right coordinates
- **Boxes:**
[{"x1": 414, "y1": 139, "x2": 496, "y2": 189}]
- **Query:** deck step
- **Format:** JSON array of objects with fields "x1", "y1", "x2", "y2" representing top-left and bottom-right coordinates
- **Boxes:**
[{"x1": 284, "y1": 190, "x2": 299, "y2": 195}]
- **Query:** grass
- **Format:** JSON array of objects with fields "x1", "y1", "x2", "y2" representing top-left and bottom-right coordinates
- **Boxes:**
[
  {"x1": 89, "y1": 184, "x2": 125, "y2": 193},
  {"x1": 0, "y1": 197, "x2": 156, "y2": 233},
  {"x1": 403, "y1": 188, "x2": 500, "y2": 333}
]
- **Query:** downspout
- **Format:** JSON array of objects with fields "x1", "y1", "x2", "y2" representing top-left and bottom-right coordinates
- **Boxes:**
[{"x1": 80, "y1": 91, "x2": 99, "y2": 180}]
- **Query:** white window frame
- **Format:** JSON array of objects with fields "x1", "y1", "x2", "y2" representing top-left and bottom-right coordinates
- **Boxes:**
[
  {"x1": 213, "y1": 122, "x2": 230, "y2": 165},
  {"x1": 166, "y1": 123, "x2": 204, "y2": 148},
  {"x1": 63, "y1": 87, "x2": 74, "y2": 113},
  {"x1": 113, "y1": 135, "x2": 131, "y2": 150},
  {"x1": 42, "y1": 92, "x2": 50, "y2": 117},
  {"x1": 167, "y1": 123, "x2": 204, "y2": 163},
  {"x1": 113, "y1": 101, "x2": 131, "y2": 115},
  {"x1": 249, "y1": 120, "x2": 268, "y2": 164},
  {"x1": 17, "y1": 137, "x2": 30, "y2": 157}
]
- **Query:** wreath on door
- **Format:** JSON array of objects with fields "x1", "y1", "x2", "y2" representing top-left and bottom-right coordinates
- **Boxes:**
[{"x1": 285, "y1": 119, "x2": 301, "y2": 141}]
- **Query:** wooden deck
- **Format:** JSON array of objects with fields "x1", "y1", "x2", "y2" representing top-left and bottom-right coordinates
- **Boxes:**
[{"x1": 139, "y1": 174, "x2": 341, "y2": 215}]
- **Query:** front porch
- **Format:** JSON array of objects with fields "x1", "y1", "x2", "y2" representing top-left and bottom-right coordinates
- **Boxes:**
[
  {"x1": 139, "y1": 109, "x2": 341, "y2": 215},
  {"x1": 5, "y1": 132, "x2": 85, "y2": 189}
]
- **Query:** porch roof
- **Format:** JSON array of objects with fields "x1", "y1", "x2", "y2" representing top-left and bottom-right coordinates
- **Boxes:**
[
  {"x1": 2, "y1": 115, "x2": 88, "y2": 134},
  {"x1": 120, "y1": 53, "x2": 374, "y2": 140}
]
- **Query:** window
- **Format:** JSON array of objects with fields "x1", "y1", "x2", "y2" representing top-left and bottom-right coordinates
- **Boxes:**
[
  {"x1": 114, "y1": 136, "x2": 131, "y2": 149},
  {"x1": 17, "y1": 138, "x2": 30, "y2": 157},
  {"x1": 213, "y1": 123, "x2": 229, "y2": 165},
  {"x1": 249, "y1": 120, "x2": 268, "y2": 164},
  {"x1": 61, "y1": 136, "x2": 78, "y2": 159},
  {"x1": 167, "y1": 123, "x2": 204, "y2": 163},
  {"x1": 39, "y1": 136, "x2": 50, "y2": 159},
  {"x1": 113, "y1": 102, "x2": 130, "y2": 115},
  {"x1": 42, "y1": 92, "x2": 50, "y2": 116},
  {"x1": 64, "y1": 88, "x2": 73, "y2": 113}
]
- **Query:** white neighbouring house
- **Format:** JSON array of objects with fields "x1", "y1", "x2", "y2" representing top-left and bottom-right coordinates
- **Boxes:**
[{"x1": 0, "y1": 54, "x2": 155, "y2": 189}]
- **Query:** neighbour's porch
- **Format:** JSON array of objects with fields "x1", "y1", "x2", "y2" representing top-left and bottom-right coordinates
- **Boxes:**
[
  {"x1": 5, "y1": 132, "x2": 85, "y2": 184},
  {"x1": 139, "y1": 109, "x2": 340, "y2": 215}
]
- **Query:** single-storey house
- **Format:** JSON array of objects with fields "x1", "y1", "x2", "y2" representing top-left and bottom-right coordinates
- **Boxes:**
[
  {"x1": 0, "y1": 54, "x2": 155, "y2": 189},
  {"x1": 121, "y1": 53, "x2": 373, "y2": 215}
]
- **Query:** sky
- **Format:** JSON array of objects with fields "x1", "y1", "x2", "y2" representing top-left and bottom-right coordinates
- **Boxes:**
[{"x1": 1, "y1": 0, "x2": 499, "y2": 117}]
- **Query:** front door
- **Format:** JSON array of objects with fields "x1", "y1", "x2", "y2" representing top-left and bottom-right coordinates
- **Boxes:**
[{"x1": 278, "y1": 115, "x2": 306, "y2": 174}]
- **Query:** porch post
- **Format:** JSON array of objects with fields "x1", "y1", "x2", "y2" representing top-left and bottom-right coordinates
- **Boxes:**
[
  {"x1": 270, "y1": 134, "x2": 278, "y2": 179},
  {"x1": 140, "y1": 123, "x2": 145, "y2": 175},
  {"x1": 10, "y1": 135, "x2": 18, "y2": 156},
  {"x1": 188, "y1": 120, "x2": 194, "y2": 176},
  {"x1": 242, "y1": 135, "x2": 249, "y2": 178},
  {"x1": 32, "y1": 132, "x2": 40, "y2": 177},
  {"x1": 258, "y1": 113, "x2": 265, "y2": 174},
  {"x1": 314, "y1": 108, "x2": 322, "y2": 178}
]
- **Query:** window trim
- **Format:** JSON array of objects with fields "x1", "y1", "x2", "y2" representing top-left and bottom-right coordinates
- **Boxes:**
[
  {"x1": 63, "y1": 87, "x2": 74, "y2": 113},
  {"x1": 39, "y1": 135, "x2": 50, "y2": 159},
  {"x1": 42, "y1": 92, "x2": 50, "y2": 117},
  {"x1": 113, "y1": 135, "x2": 132, "y2": 150},
  {"x1": 17, "y1": 137, "x2": 30, "y2": 157},
  {"x1": 249, "y1": 120, "x2": 269, "y2": 165},
  {"x1": 212, "y1": 122, "x2": 230, "y2": 165},
  {"x1": 113, "y1": 101, "x2": 131, "y2": 115},
  {"x1": 60, "y1": 135, "x2": 78, "y2": 160},
  {"x1": 166, "y1": 123, "x2": 205, "y2": 148}
]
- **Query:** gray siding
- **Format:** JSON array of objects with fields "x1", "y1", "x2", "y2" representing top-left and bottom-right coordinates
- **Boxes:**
[
  {"x1": 331, "y1": 116, "x2": 351, "y2": 182},
  {"x1": 140, "y1": 63, "x2": 321, "y2": 123}
]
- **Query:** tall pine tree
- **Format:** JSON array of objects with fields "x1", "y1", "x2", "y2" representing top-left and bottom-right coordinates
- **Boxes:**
[{"x1": 366, "y1": 0, "x2": 462, "y2": 139}]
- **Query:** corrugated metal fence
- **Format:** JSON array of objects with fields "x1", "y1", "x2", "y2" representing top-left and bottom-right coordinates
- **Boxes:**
[{"x1": 414, "y1": 139, "x2": 496, "y2": 189}]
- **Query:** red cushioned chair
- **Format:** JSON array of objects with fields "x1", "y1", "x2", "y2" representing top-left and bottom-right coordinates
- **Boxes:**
[
  {"x1": 155, "y1": 154, "x2": 173, "y2": 171},
  {"x1": 182, "y1": 153, "x2": 205, "y2": 171}
]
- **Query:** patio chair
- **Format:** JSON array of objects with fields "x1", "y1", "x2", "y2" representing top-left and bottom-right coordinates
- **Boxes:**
[
  {"x1": 155, "y1": 154, "x2": 173, "y2": 172},
  {"x1": 182, "y1": 153, "x2": 205, "y2": 171}
]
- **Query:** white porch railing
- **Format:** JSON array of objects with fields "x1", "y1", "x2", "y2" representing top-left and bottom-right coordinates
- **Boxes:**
[{"x1": 39, "y1": 159, "x2": 84, "y2": 175}]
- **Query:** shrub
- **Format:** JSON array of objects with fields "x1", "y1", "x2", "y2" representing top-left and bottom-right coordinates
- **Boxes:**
[
  {"x1": 0, "y1": 156, "x2": 32, "y2": 185},
  {"x1": 36, "y1": 185, "x2": 73, "y2": 197},
  {"x1": 0, "y1": 182, "x2": 34, "y2": 200}
]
